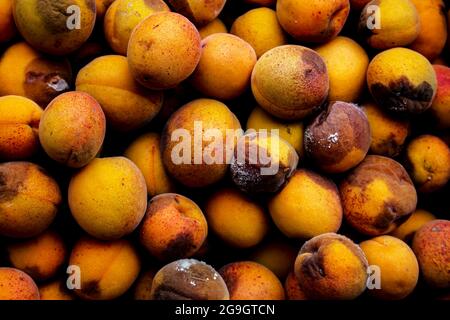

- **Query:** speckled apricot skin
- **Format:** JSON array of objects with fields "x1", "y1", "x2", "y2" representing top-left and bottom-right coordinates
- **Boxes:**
[
  {"x1": 294, "y1": 233, "x2": 368, "y2": 300},
  {"x1": 140, "y1": 193, "x2": 207, "y2": 261},
  {"x1": 219, "y1": 261, "x2": 285, "y2": 300},
  {"x1": 0, "y1": 268, "x2": 40, "y2": 300},
  {"x1": 390, "y1": 209, "x2": 436, "y2": 243},
  {"x1": 340, "y1": 155, "x2": 417, "y2": 236},
  {"x1": 38, "y1": 279, "x2": 76, "y2": 300},
  {"x1": 431, "y1": 65, "x2": 450, "y2": 129},
  {"x1": 39, "y1": 92, "x2": 106, "y2": 168},
  {"x1": 305, "y1": 101, "x2": 371, "y2": 174},
  {"x1": 0, "y1": 0, "x2": 17, "y2": 43},
  {"x1": 167, "y1": 0, "x2": 226, "y2": 26},
  {"x1": 127, "y1": 12, "x2": 201, "y2": 90},
  {"x1": 0, "y1": 162, "x2": 61, "y2": 238},
  {"x1": 285, "y1": 272, "x2": 308, "y2": 300},
  {"x1": 412, "y1": 220, "x2": 450, "y2": 289}
]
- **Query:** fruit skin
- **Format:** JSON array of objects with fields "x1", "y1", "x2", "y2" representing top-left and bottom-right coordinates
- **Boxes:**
[
  {"x1": 350, "y1": 0, "x2": 371, "y2": 10},
  {"x1": 151, "y1": 259, "x2": 229, "y2": 300},
  {"x1": 39, "y1": 279, "x2": 75, "y2": 300},
  {"x1": 305, "y1": 101, "x2": 371, "y2": 174},
  {"x1": 133, "y1": 270, "x2": 155, "y2": 300},
  {"x1": 431, "y1": 65, "x2": 450, "y2": 129},
  {"x1": 68, "y1": 157, "x2": 147, "y2": 240},
  {"x1": 103, "y1": 0, "x2": 170, "y2": 55},
  {"x1": 269, "y1": 169, "x2": 342, "y2": 239},
  {"x1": 0, "y1": 268, "x2": 40, "y2": 300},
  {"x1": 231, "y1": 8, "x2": 287, "y2": 58},
  {"x1": 390, "y1": 209, "x2": 436, "y2": 243},
  {"x1": 139, "y1": 193, "x2": 208, "y2": 261},
  {"x1": 190, "y1": 33, "x2": 257, "y2": 100},
  {"x1": 219, "y1": 261, "x2": 285, "y2": 300},
  {"x1": 315, "y1": 36, "x2": 369, "y2": 102},
  {"x1": 198, "y1": 18, "x2": 227, "y2": 39},
  {"x1": 360, "y1": 235, "x2": 419, "y2": 300},
  {"x1": 340, "y1": 155, "x2": 417, "y2": 236},
  {"x1": 285, "y1": 272, "x2": 308, "y2": 300},
  {"x1": 359, "y1": 0, "x2": 420, "y2": 50},
  {"x1": 0, "y1": 162, "x2": 61, "y2": 238},
  {"x1": 361, "y1": 101, "x2": 410, "y2": 158},
  {"x1": 276, "y1": 0, "x2": 350, "y2": 43},
  {"x1": 367, "y1": 47, "x2": 437, "y2": 115},
  {"x1": 167, "y1": 0, "x2": 226, "y2": 26},
  {"x1": 294, "y1": 233, "x2": 368, "y2": 300},
  {"x1": 12, "y1": 0, "x2": 96, "y2": 55},
  {"x1": 127, "y1": 12, "x2": 201, "y2": 90},
  {"x1": 161, "y1": 98, "x2": 241, "y2": 188},
  {"x1": 0, "y1": 42, "x2": 72, "y2": 107},
  {"x1": 6, "y1": 230, "x2": 67, "y2": 281},
  {"x1": 245, "y1": 0, "x2": 276, "y2": 6},
  {"x1": 124, "y1": 133, "x2": 175, "y2": 197},
  {"x1": 412, "y1": 220, "x2": 450, "y2": 289},
  {"x1": 0, "y1": 0, "x2": 16, "y2": 43},
  {"x1": 0, "y1": 96, "x2": 43, "y2": 161},
  {"x1": 251, "y1": 45, "x2": 329, "y2": 120},
  {"x1": 405, "y1": 135, "x2": 450, "y2": 193},
  {"x1": 95, "y1": 0, "x2": 115, "y2": 20},
  {"x1": 69, "y1": 237, "x2": 141, "y2": 300},
  {"x1": 39, "y1": 92, "x2": 106, "y2": 168},
  {"x1": 76, "y1": 55, "x2": 163, "y2": 132},
  {"x1": 205, "y1": 188, "x2": 269, "y2": 249},
  {"x1": 409, "y1": 0, "x2": 447, "y2": 61}
]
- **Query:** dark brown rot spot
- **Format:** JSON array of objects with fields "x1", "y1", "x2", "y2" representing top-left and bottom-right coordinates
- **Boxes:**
[
  {"x1": 163, "y1": 233, "x2": 197, "y2": 260},
  {"x1": 301, "y1": 252, "x2": 326, "y2": 279},
  {"x1": 301, "y1": 50, "x2": 326, "y2": 75},
  {"x1": 81, "y1": 280, "x2": 101, "y2": 298},
  {"x1": 37, "y1": 0, "x2": 77, "y2": 33}
]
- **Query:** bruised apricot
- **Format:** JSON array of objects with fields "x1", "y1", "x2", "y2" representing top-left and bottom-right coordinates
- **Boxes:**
[
  {"x1": 68, "y1": 157, "x2": 147, "y2": 240},
  {"x1": 205, "y1": 188, "x2": 269, "y2": 249},
  {"x1": 0, "y1": 96, "x2": 43, "y2": 161},
  {"x1": 294, "y1": 233, "x2": 368, "y2": 300},
  {"x1": 69, "y1": 237, "x2": 141, "y2": 300},
  {"x1": 367, "y1": 47, "x2": 437, "y2": 115},
  {"x1": 198, "y1": 18, "x2": 227, "y2": 39},
  {"x1": 305, "y1": 101, "x2": 371, "y2": 174},
  {"x1": 128, "y1": 12, "x2": 201, "y2": 90},
  {"x1": 151, "y1": 259, "x2": 229, "y2": 300},
  {"x1": 285, "y1": 272, "x2": 308, "y2": 300},
  {"x1": 76, "y1": 55, "x2": 163, "y2": 131},
  {"x1": 219, "y1": 261, "x2": 285, "y2": 300},
  {"x1": 0, "y1": 268, "x2": 39, "y2": 300},
  {"x1": 167, "y1": 0, "x2": 226, "y2": 26},
  {"x1": 390, "y1": 209, "x2": 436, "y2": 243},
  {"x1": 12, "y1": 0, "x2": 96, "y2": 55},
  {"x1": 133, "y1": 270, "x2": 155, "y2": 300},
  {"x1": 406, "y1": 135, "x2": 450, "y2": 193},
  {"x1": 0, "y1": 42, "x2": 72, "y2": 107},
  {"x1": 0, "y1": 162, "x2": 61, "y2": 238},
  {"x1": 39, "y1": 92, "x2": 106, "y2": 168},
  {"x1": 140, "y1": 193, "x2": 207, "y2": 261},
  {"x1": 340, "y1": 155, "x2": 417, "y2": 236},
  {"x1": 251, "y1": 45, "x2": 329, "y2": 120},
  {"x1": 269, "y1": 169, "x2": 342, "y2": 239},
  {"x1": 431, "y1": 65, "x2": 450, "y2": 129},
  {"x1": 39, "y1": 279, "x2": 75, "y2": 300},
  {"x1": 0, "y1": 0, "x2": 16, "y2": 43}
]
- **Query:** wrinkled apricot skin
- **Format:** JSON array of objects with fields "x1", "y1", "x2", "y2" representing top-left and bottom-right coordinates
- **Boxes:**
[
  {"x1": 167, "y1": 0, "x2": 226, "y2": 26},
  {"x1": 431, "y1": 65, "x2": 450, "y2": 129},
  {"x1": 390, "y1": 209, "x2": 436, "y2": 243},
  {"x1": 39, "y1": 280, "x2": 75, "y2": 300},
  {"x1": 0, "y1": 0, "x2": 16, "y2": 43},
  {"x1": 0, "y1": 268, "x2": 40, "y2": 300}
]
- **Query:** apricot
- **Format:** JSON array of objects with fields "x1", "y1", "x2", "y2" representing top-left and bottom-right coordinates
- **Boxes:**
[
  {"x1": 76, "y1": 55, "x2": 163, "y2": 131},
  {"x1": 103, "y1": 0, "x2": 170, "y2": 55},
  {"x1": 340, "y1": 155, "x2": 417, "y2": 236},
  {"x1": 140, "y1": 193, "x2": 207, "y2": 261},
  {"x1": 133, "y1": 270, "x2": 155, "y2": 300},
  {"x1": 39, "y1": 92, "x2": 106, "y2": 168},
  {"x1": 6, "y1": 230, "x2": 66, "y2": 281},
  {"x1": 0, "y1": 268, "x2": 39, "y2": 300},
  {"x1": 205, "y1": 188, "x2": 269, "y2": 249},
  {"x1": 295, "y1": 233, "x2": 368, "y2": 300},
  {"x1": 361, "y1": 101, "x2": 410, "y2": 157},
  {"x1": 251, "y1": 45, "x2": 329, "y2": 120},
  {"x1": 409, "y1": 0, "x2": 447, "y2": 61},
  {"x1": 350, "y1": 0, "x2": 371, "y2": 11},
  {"x1": 412, "y1": 220, "x2": 450, "y2": 289},
  {"x1": 0, "y1": 42, "x2": 72, "y2": 107},
  {"x1": 69, "y1": 237, "x2": 141, "y2": 300},
  {"x1": 367, "y1": 48, "x2": 437, "y2": 115},
  {"x1": 431, "y1": 65, "x2": 450, "y2": 129},
  {"x1": 231, "y1": 8, "x2": 287, "y2": 58},
  {"x1": 0, "y1": 96, "x2": 43, "y2": 161},
  {"x1": 360, "y1": 235, "x2": 419, "y2": 300},
  {"x1": 0, "y1": 0, "x2": 16, "y2": 43},
  {"x1": 406, "y1": 135, "x2": 450, "y2": 193},
  {"x1": 245, "y1": 0, "x2": 276, "y2": 6},
  {"x1": 124, "y1": 133, "x2": 175, "y2": 197},
  {"x1": 151, "y1": 259, "x2": 229, "y2": 300},
  {"x1": 167, "y1": 0, "x2": 226, "y2": 26},
  {"x1": 96, "y1": 0, "x2": 115, "y2": 20},
  {"x1": 198, "y1": 18, "x2": 227, "y2": 39},
  {"x1": 12, "y1": 0, "x2": 96, "y2": 55},
  {"x1": 68, "y1": 157, "x2": 147, "y2": 240},
  {"x1": 315, "y1": 37, "x2": 369, "y2": 102},
  {"x1": 190, "y1": 33, "x2": 257, "y2": 100},
  {"x1": 246, "y1": 106, "x2": 304, "y2": 156},
  {"x1": 285, "y1": 272, "x2": 308, "y2": 300},
  {"x1": 39, "y1": 279, "x2": 75, "y2": 300},
  {"x1": 390, "y1": 209, "x2": 436, "y2": 243},
  {"x1": 269, "y1": 169, "x2": 342, "y2": 239},
  {"x1": 0, "y1": 162, "x2": 61, "y2": 238},
  {"x1": 359, "y1": 0, "x2": 420, "y2": 50},
  {"x1": 219, "y1": 261, "x2": 285, "y2": 300},
  {"x1": 161, "y1": 98, "x2": 241, "y2": 188},
  {"x1": 127, "y1": 12, "x2": 201, "y2": 90},
  {"x1": 230, "y1": 131, "x2": 299, "y2": 194}
]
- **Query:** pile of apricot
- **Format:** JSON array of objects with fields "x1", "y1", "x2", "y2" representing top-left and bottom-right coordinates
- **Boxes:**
[{"x1": 0, "y1": 0, "x2": 449, "y2": 300}]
